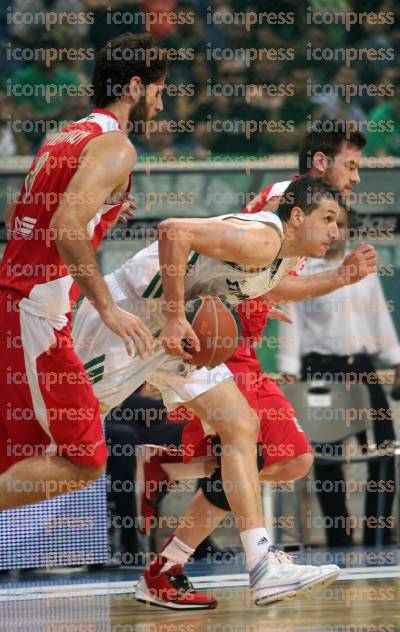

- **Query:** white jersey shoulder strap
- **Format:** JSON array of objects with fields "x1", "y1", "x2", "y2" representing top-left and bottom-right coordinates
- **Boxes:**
[
  {"x1": 220, "y1": 210, "x2": 284, "y2": 239},
  {"x1": 77, "y1": 112, "x2": 122, "y2": 133}
]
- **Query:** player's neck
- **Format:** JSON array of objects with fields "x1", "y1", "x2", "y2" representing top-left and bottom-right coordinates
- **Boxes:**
[
  {"x1": 278, "y1": 234, "x2": 303, "y2": 258},
  {"x1": 100, "y1": 102, "x2": 130, "y2": 135}
]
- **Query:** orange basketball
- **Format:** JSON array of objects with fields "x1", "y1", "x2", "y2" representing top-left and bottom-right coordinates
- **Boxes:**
[{"x1": 184, "y1": 296, "x2": 242, "y2": 368}]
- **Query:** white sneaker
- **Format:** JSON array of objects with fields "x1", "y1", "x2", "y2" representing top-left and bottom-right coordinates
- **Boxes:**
[{"x1": 250, "y1": 547, "x2": 340, "y2": 606}]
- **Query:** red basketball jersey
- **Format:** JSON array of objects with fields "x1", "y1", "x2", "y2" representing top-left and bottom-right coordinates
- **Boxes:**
[
  {"x1": 0, "y1": 108, "x2": 129, "y2": 319},
  {"x1": 232, "y1": 179, "x2": 293, "y2": 371}
]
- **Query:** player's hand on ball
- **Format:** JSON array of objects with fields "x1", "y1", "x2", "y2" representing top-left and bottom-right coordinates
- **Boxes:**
[
  {"x1": 339, "y1": 243, "x2": 377, "y2": 284},
  {"x1": 160, "y1": 316, "x2": 200, "y2": 360},
  {"x1": 100, "y1": 304, "x2": 154, "y2": 358}
]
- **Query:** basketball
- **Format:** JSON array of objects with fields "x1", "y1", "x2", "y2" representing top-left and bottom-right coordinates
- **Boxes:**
[{"x1": 184, "y1": 295, "x2": 242, "y2": 368}]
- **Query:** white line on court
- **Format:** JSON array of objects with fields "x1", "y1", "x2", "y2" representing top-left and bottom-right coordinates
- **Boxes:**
[{"x1": 0, "y1": 566, "x2": 399, "y2": 602}]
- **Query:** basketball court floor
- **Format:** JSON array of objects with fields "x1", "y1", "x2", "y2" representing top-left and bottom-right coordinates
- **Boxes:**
[{"x1": 1, "y1": 548, "x2": 399, "y2": 631}]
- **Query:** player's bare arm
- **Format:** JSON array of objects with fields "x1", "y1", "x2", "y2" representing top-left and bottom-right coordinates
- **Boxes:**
[
  {"x1": 264, "y1": 243, "x2": 377, "y2": 304},
  {"x1": 157, "y1": 217, "x2": 282, "y2": 359},
  {"x1": 50, "y1": 132, "x2": 153, "y2": 357}
]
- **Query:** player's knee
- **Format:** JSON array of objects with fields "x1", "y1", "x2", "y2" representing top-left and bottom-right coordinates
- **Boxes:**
[
  {"x1": 220, "y1": 408, "x2": 259, "y2": 443},
  {"x1": 240, "y1": 408, "x2": 260, "y2": 440}
]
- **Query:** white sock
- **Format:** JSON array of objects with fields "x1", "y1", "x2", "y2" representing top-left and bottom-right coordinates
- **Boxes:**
[
  {"x1": 240, "y1": 528, "x2": 271, "y2": 571},
  {"x1": 161, "y1": 535, "x2": 195, "y2": 571},
  {"x1": 162, "y1": 459, "x2": 215, "y2": 480}
]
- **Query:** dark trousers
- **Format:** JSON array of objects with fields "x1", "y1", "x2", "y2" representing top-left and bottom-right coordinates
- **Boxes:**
[
  {"x1": 302, "y1": 353, "x2": 396, "y2": 547},
  {"x1": 105, "y1": 391, "x2": 185, "y2": 555}
]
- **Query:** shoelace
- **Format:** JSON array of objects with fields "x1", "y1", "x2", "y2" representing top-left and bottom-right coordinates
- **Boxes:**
[
  {"x1": 268, "y1": 545, "x2": 295, "y2": 564},
  {"x1": 167, "y1": 570, "x2": 195, "y2": 594}
]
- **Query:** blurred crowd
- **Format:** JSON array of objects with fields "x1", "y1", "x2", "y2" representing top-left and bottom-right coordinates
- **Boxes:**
[{"x1": 1, "y1": 0, "x2": 399, "y2": 157}]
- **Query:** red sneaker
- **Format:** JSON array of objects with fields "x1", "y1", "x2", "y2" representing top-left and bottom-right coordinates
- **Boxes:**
[
  {"x1": 135, "y1": 445, "x2": 178, "y2": 534},
  {"x1": 135, "y1": 555, "x2": 217, "y2": 610}
]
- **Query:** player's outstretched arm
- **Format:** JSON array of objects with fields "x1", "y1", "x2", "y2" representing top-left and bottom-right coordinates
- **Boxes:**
[
  {"x1": 157, "y1": 217, "x2": 281, "y2": 359},
  {"x1": 264, "y1": 243, "x2": 377, "y2": 304},
  {"x1": 50, "y1": 133, "x2": 153, "y2": 357}
]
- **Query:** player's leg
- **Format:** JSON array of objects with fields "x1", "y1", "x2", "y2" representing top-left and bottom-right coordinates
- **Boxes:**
[
  {"x1": 187, "y1": 380, "x2": 262, "y2": 528},
  {"x1": 173, "y1": 381, "x2": 309, "y2": 608},
  {"x1": 144, "y1": 360, "x2": 267, "y2": 558},
  {"x1": 186, "y1": 379, "x2": 269, "y2": 562},
  {"x1": 176, "y1": 377, "x2": 315, "y2": 547},
  {"x1": 260, "y1": 453, "x2": 314, "y2": 482},
  {"x1": 138, "y1": 376, "x2": 338, "y2": 609},
  {"x1": 174, "y1": 484, "x2": 228, "y2": 548},
  {"x1": 134, "y1": 374, "x2": 266, "y2": 609},
  {"x1": 134, "y1": 442, "x2": 217, "y2": 534},
  {"x1": 0, "y1": 455, "x2": 105, "y2": 510},
  {"x1": 137, "y1": 449, "x2": 336, "y2": 609},
  {"x1": 141, "y1": 453, "x2": 313, "y2": 560},
  {"x1": 169, "y1": 454, "x2": 313, "y2": 552},
  {"x1": 130, "y1": 416, "x2": 219, "y2": 610},
  {"x1": 0, "y1": 303, "x2": 108, "y2": 510},
  {"x1": 174, "y1": 454, "x2": 314, "y2": 549},
  {"x1": 0, "y1": 388, "x2": 103, "y2": 512}
]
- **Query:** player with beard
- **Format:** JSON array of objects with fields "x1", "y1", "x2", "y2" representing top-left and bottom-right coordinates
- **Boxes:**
[{"x1": 0, "y1": 33, "x2": 164, "y2": 510}]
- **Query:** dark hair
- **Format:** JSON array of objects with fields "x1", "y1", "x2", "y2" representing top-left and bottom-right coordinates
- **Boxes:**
[
  {"x1": 298, "y1": 121, "x2": 366, "y2": 174},
  {"x1": 91, "y1": 33, "x2": 167, "y2": 108},
  {"x1": 277, "y1": 175, "x2": 345, "y2": 222}
]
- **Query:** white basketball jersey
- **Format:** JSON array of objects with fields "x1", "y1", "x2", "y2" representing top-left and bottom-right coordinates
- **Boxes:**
[{"x1": 110, "y1": 211, "x2": 292, "y2": 306}]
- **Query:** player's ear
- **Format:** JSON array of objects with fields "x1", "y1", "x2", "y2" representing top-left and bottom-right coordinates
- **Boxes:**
[
  {"x1": 290, "y1": 206, "x2": 304, "y2": 227},
  {"x1": 313, "y1": 151, "x2": 330, "y2": 174},
  {"x1": 129, "y1": 76, "x2": 142, "y2": 101}
]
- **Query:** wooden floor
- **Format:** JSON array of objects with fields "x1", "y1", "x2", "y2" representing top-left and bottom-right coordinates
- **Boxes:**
[{"x1": 1, "y1": 580, "x2": 399, "y2": 631}]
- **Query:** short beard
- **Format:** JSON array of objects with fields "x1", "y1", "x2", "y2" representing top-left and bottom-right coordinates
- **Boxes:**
[
  {"x1": 127, "y1": 95, "x2": 149, "y2": 135},
  {"x1": 325, "y1": 240, "x2": 346, "y2": 260}
]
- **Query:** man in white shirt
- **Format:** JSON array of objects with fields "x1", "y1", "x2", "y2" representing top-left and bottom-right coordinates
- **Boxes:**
[{"x1": 278, "y1": 207, "x2": 399, "y2": 547}]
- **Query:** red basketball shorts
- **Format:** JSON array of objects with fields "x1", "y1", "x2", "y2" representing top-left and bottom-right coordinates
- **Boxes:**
[
  {"x1": 168, "y1": 361, "x2": 312, "y2": 468},
  {"x1": 0, "y1": 290, "x2": 107, "y2": 475}
]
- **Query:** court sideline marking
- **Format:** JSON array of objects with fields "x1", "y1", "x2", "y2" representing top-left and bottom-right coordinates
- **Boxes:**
[{"x1": 0, "y1": 566, "x2": 399, "y2": 602}]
